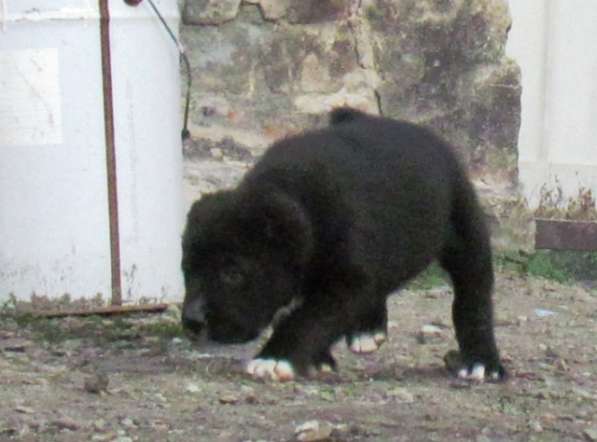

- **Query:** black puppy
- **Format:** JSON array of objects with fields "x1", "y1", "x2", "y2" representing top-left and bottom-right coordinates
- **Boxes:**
[{"x1": 181, "y1": 108, "x2": 506, "y2": 382}]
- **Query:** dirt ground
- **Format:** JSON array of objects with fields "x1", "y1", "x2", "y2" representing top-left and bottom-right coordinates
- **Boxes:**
[{"x1": 1, "y1": 270, "x2": 596, "y2": 442}]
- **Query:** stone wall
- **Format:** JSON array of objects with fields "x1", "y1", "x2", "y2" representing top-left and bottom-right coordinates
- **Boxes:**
[{"x1": 180, "y1": 0, "x2": 534, "y2": 252}]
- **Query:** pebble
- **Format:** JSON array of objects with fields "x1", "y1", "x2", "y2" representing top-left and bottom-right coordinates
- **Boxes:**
[
  {"x1": 534, "y1": 308, "x2": 556, "y2": 318},
  {"x1": 556, "y1": 359, "x2": 568, "y2": 371},
  {"x1": 84, "y1": 373, "x2": 109, "y2": 394},
  {"x1": 241, "y1": 385, "x2": 257, "y2": 404},
  {"x1": 528, "y1": 420, "x2": 543, "y2": 432},
  {"x1": 15, "y1": 405, "x2": 35, "y2": 414},
  {"x1": 92, "y1": 433, "x2": 116, "y2": 441},
  {"x1": 421, "y1": 324, "x2": 443, "y2": 336},
  {"x1": 93, "y1": 419, "x2": 107, "y2": 431},
  {"x1": 185, "y1": 383, "x2": 201, "y2": 394},
  {"x1": 150, "y1": 419, "x2": 170, "y2": 432},
  {"x1": 120, "y1": 417, "x2": 136, "y2": 429},
  {"x1": 219, "y1": 393, "x2": 240, "y2": 405},
  {"x1": 52, "y1": 416, "x2": 82, "y2": 431},
  {"x1": 295, "y1": 420, "x2": 333, "y2": 442}
]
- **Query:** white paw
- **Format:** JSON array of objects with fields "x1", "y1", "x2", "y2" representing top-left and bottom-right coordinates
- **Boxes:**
[
  {"x1": 246, "y1": 358, "x2": 295, "y2": 382},
  {"x1": 319, "y1": 363, "x2": 334, "y2": 374},
  {"x1": 457, "y1": 363, "x2": 503, "y2": 382},
  {"x1": 458, "y1": 363, "x2": 485, "y2": 381},
  {"x1": 349, "y1": 332, "x2": 387, "y2": 354}
]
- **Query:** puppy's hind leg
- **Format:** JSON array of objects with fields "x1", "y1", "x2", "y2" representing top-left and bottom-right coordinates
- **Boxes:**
[{"x1": 440, "y1": 183, "x2": 506, "y2": 382}]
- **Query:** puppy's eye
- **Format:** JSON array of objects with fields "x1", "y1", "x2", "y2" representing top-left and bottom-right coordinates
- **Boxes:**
[{"x1": 220, "y1": 269, "x2": 244, "y2": 286}]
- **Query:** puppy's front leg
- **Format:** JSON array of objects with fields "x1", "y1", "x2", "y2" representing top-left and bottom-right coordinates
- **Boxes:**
[
  {"x1": 345, "y1": 301, "x2": 388, "y2": 354},
  {"x1": 246, "y1": 302, "x2": 348, "y2": 381}
]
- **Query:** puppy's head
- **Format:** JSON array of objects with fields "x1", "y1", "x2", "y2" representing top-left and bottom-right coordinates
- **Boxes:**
[{"x1": 181, "y1": 188, "x2": 313, "y2": 344}]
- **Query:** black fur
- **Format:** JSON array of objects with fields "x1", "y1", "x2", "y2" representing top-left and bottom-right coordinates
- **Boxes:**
[{"x1": 181, "y1": 108, "x2": 506, "y2": 379}]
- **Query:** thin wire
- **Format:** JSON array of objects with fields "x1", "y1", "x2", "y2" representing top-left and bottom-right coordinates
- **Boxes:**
[{"x1": 146, "y1": 0, "x2": 192, "y2": 140}]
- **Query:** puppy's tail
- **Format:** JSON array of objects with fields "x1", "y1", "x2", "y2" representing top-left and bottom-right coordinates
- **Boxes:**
[{"x1": 329, "y1": 107, "x2": 369, "y2": 126}]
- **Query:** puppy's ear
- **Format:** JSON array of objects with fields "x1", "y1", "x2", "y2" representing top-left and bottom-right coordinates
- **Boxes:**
[
  {"x1": 186, "y1": 191, "x2": 234, "y2": 223},
  {"x1": 183, "y1": 191, "x2": 236, "y2": 253},
  {"x1": 329, "y1": 106, "x2": 368, "y2": 125},
  {"x1": 247, "y1": 191, "x2": 314, "y2": 264}
]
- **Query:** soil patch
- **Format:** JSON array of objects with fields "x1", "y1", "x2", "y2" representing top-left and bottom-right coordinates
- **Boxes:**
[{"x1": 1, "y1": 271, "x2": 596, "y2": 441}]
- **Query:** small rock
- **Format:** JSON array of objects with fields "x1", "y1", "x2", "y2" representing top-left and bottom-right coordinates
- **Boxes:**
[
  {"x1": 120, "y1": 418, "x2": 136, "y2": 429},
  {"x1": 528, "y1": 420, "x2": 543, "y2": 432},
  {"x1": 219, "y1": 393, "x2": 239, "y2": 405},
  {"x1": 149, "y1": 419, "x2": 170, "y2": 432},
  {"x1": 421, "y1": 324, "x2": 443, "y2": 336},
  {"x1": 185, "y1": 383, "x2": 201, "y2": 394},
  {"x1": 84, "y1": 373, "x2": 109, "y2": 394},
  {"x1": 534, "y1": 308, "x2": 556, "y2": 318},
  {"x1": 418, "y1": 324, "x2": 443, "y2": 344},
  {"x1": 92, "y1": 434, "x2": 115, "y2": 442},
  {"x1": 555, "y1": 358, "x2": 568, "y2": 371},
  {"x1": 15, "y1": 405, "x2": 35, "y2": 414},
  {"x1": 542, "y1": 413, "x2": 556, "y2": 422},
  {"x1": 93, "y1": 419, "x2": 107, "y2": 431},
  {"x1": 295, "y1": 420, "x2": 333, "y2": 441},
  {"x1": 52, "y1": 416, "x2": 82, "y2": 431},
  {"x1": 241, "y1": 385, "x2": 257, "y2": 404}
]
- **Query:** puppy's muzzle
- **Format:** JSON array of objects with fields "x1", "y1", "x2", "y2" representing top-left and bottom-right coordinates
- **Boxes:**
[{"x1": 181, "y1": 298, "x2": 206, "y2": 336}]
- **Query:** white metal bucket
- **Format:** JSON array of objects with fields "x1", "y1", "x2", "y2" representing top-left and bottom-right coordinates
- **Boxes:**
[{"x1": 0, "y1": 0, "x2": 184, "y2": 304}]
